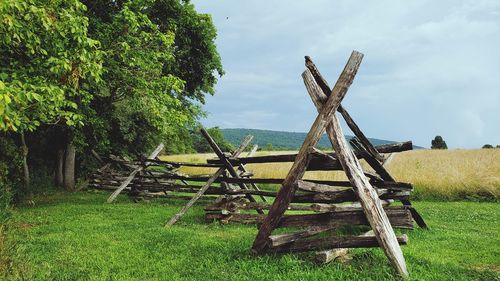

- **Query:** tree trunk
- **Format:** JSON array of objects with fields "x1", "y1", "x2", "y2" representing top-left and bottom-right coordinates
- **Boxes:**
[
  {"x1": 63, "y1": 142, "x2": 75, "y2": 191},
  {"x1": 55, "y1": 148, "x2": 65, "y2": 187},
  {"x1": 20, "y1": 133, "x2": 32, "y2": 201}
]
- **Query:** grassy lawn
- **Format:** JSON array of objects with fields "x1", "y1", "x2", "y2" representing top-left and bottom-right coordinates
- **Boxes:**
[{"x1": 2, "y1": 191, "x2": 499, "y2": 280}]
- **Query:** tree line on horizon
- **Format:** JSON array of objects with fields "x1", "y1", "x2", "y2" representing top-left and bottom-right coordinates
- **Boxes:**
[{"x1": 431, "y1": 136, "x2": 498, "y2": 150}]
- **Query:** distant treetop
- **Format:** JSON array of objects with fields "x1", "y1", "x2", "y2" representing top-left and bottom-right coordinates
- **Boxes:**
[{"x1": 431, "y1": 136, "x2": 448, "y2": 149}]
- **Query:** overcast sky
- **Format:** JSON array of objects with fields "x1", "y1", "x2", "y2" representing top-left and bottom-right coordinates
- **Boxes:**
[{"x1": 191, "y1": 0, "x2": 499, "y2": 148}]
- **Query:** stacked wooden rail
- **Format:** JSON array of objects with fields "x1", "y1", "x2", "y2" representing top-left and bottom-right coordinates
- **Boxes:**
[
  {"x1": 205, "y1": 51, "x2": 426, "y2": 278},
  {"x1": 203, "y1": 141, "x2": 420, "y2": 224},
  {"x1": 90, "y1": 130, "x2": 276, "y2": 223}
]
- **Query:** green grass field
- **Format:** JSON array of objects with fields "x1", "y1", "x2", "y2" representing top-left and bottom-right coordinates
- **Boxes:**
[{"x1": 2, "y1": 191, "x2": 499, "y2": 280}]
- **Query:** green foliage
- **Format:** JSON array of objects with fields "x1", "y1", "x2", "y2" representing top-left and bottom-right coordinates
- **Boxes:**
[
  {"x1": 3, "y1": 192, "x2": 499, "y2": 280},
  {"x1": 0, "y1": 134, "x2": 22, "y2": 224},
  {"x1": 0, "y1": 0, "x2": 102, "y2": 133},
  {"x1": 262, "y1": 143, "x2": 274, "y2": 151},
  {"x1": 149, "y1": 0, "x2": 224, "y2": 103},
  {"x1": 0, "y1": 0, "x2": 224, "y2": 197},
  {"x1": 84, "y1": 0, "x2": 185, "y2": 155},
  {"x1": 191, "y1": 126, "x2": 234, "y2": 153},
  {"x1": 431, "y1": 135, "x2": 448, "y2": 149},
  {"x1": 81, "y1": 0, "x2": 223, "y2": 156},
  {"x1": 482, "y1": 144, "x2": 494, "y2": 149}
]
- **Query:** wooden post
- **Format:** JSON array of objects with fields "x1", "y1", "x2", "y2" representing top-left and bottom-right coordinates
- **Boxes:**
[
  {"x1": 236, "y1": 146, "x2": 266, "y2": 202},
  {"x1": 251, "y1": 50, "x2": 364, "y2": 254},
  {"x1": 241, "y1": 143, "x2": 266, "y2": 202},
  {"x1": 303, "y1": 68, "x2": 409, "y2": 278},
  {"x1": 165, "y1": 135, "x2": 253, "y2": 227},
  {"x1": 107, "y1": 143, "x2": 164, "y2": 203},
  {"x1": 247, "y1": 145, "x2": 258, "y2": 157}
]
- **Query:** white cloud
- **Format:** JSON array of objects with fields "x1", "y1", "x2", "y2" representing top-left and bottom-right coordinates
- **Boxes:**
[{"x1": 193, "y1": 0, "x2": 500, "y2": 148}]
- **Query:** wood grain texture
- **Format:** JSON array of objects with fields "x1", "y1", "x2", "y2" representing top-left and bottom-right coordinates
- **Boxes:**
[
  {"x1": 268, "y1": 234, "x2": 408, "y2": 253},
  {"x1": 303, "y1": 68, "x2": 409, "y2": 278},
  {"x1": 305, "y1": 56, "x2": 383, "y2": 162},
  {"x1": 306, "y1": 55, "x2": 426, "y2": 231},
  {"x1": 268, "y1": 226, "x2": 333, "y2": 247},
  {"x1": 206, "y1": 207, "x2": 412, "y2": 229},
  {"x1": 200, "y1": 129, "x2": 263, "y2": 213},
  {"x1": 251, "y1": 51, "x2": 364, "y2": 254},
  {"x1": 207, "y1": 141, "x2": 412, "y2": 170}
]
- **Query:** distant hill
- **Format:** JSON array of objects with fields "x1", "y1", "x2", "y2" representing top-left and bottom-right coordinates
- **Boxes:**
[{"x1": 220, "y1": 128, "x2": 422, "y2": 150}]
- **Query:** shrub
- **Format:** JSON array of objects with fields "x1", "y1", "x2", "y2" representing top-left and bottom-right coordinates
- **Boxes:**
[{"x1": 431, "y1": 135, "x2": 448, "y2": 149}]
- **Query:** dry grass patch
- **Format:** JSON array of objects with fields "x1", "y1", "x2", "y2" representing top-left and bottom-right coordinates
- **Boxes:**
[
  {"x1": 162, "y1": 149, "x2": 500, "y2": 201},
  {"x1": 385, "y1": 149, "x2": 500, "y2": 200}
]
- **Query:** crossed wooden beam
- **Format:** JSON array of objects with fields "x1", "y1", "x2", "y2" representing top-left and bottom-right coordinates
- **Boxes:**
[
  {"x1": 251, "y1": 51, "x2": 414, "y2": 278},
  {"x1": 305, "y1": 56, "x2": 427, "y2": 229},
  {"x1": 165, "y1": 129, "x2": 263, "y2": 227},
  {"x1": 106, "y1": 143, "x2": 165, "y2": 203}
]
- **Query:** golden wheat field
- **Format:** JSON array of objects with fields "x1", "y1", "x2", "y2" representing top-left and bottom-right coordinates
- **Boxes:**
[{"x1": 162, "y1": 149, "x2": 500, "y2": 200}]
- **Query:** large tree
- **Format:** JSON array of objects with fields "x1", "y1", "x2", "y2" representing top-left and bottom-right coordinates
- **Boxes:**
[
  {"x1": 0, "y1": 0, "x2": 223, "y2": 200},
  {"x1": 0, "y1": 0, "x2": 102, "y2": 194},
  {"x1": 82, "y1": 0, "x2": 223, "y2": 156}
]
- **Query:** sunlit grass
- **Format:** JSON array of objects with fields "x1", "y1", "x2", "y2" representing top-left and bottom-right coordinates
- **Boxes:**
[
  {"x1": 163, "y1": 149, "x2": 500, "y2": 201},
  {"x1": 2, "y1": 192, "x2": 499, "y2": 280},
  {"x1": 386, "y1": 149, "x2": 500, "y2": 200}
]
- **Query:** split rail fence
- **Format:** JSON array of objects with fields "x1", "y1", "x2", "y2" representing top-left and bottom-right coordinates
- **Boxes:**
[{"x1": 90, "y1": 51, "x2": 427, "y2": 279}]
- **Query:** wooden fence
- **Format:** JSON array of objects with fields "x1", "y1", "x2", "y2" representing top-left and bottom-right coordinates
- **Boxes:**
[{"x1": 90, "y1": 51, "x2": 427, "y2": 279}]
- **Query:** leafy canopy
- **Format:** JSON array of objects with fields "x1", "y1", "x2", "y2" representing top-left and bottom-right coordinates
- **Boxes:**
[
  {"x1": 0, "y1": 0, "x2": 102, "y2": 132},
  {"x1": 82, "y1": 0, "x2": 224, "y2": 155}
]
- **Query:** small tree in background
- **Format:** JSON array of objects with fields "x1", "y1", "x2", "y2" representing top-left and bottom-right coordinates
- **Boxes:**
[
  {"x1": 482, "y1": 144, "x2": 494, "y2": 149},
  {"x1": 431, "y1": 136, "x2": 448, "y2": 149},
  {"x1": 263, "y1": 143, "x2": 274, "y2": 151}
]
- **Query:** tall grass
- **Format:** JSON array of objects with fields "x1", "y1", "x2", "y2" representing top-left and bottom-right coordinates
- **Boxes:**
[
  {"x1": 163, "y1": 149, "x2": 500, "y2": 201},
  {"x1": 385, "y1": 149, "x2": 500, "y2": 201}
]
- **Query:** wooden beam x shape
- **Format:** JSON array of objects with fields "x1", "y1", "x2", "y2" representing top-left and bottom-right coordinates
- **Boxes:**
[
  {"x1": 251, "y1": 51, "x2": 409, "y2": 278},
  {"x1": 306, "y1": 56, "x2": 427, "y2": 229},
  {"x1": 165, "y1": 130, "x2": 255, "y2": 227}
]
